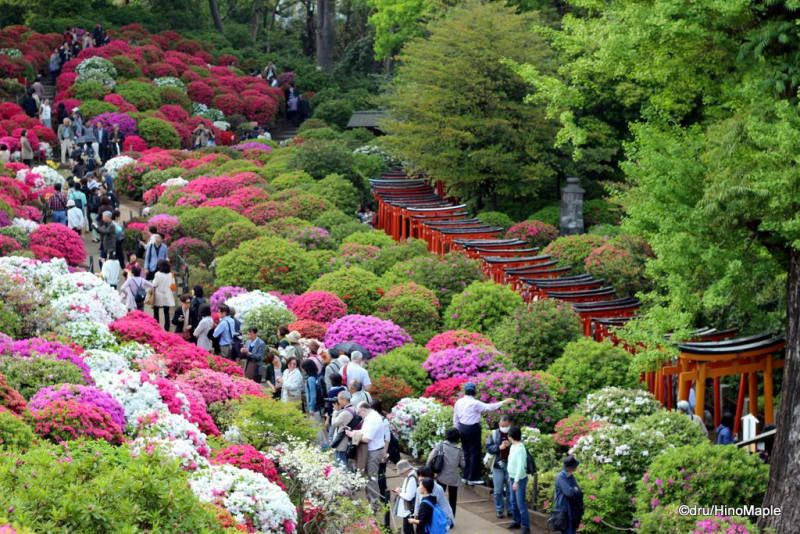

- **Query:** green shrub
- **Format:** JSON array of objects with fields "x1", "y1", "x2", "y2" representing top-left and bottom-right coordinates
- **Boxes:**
[
  {"x1": 242, "y1": 305, "x2": 297, "y2": 346},
  {"x1": 298, "y1": 118, "x2": 329, "y2": 132},
  {"x1": 636, "y1": 505, "x2": 757, "y2": 534},
  {"x1": 159, "y1": 86, "x2": 192, "y2": 111},
  {"x1": 178, "y1": 207, "x2": 248, "y2": 243},
  {"x1": 376, "y1": 282, "x2": 441, "y2": 344},
  {"x1": 231, "y1": 395, "x2": 317, "y2": 448},
  {"x1": 491, "y1": 300, "x2": 582, "y2": 371},
  {"x1": 0, "y1": 357, "x2": 86, "y2": 399},
  {"x1": 330, "y1": 221, "x2": 368, "y2": 244},
  {"x1": 309, "y1": 266, "x2": 382, "y2": 314},
  {"x1": 298, "y1": 127, "x2": 342, "y2": 141},
  {"x1": 368, "y1": 344, "x2": 430, "y2": 395},
  {"x1": 0, "y1": 440, "x2": 222, "y2": 532},
  {"x1": 313, "y1": 209, "x2": 354, "y2": 230},
  {"x1": 291, "y1": 139, "x2": 354, "y2": 179},
  {"x1": 0, "y1": 409, "x2": 35, "y2": 451},
  {"x1": 382, "y1": 252, "x2": 486, "y2": 308},
  {"x1": 409, "y1": 405, "x2": 453, "y2": 460},
  {"x1": 271, "y1": 170, "x2": 314, "y2": 190},
  {"x1": 577, "y1": 387, "x2": 661, "y2": 426},
  {"x1": 308, "y1": 173, "x2": 361, "y2": 213},
  {"x1": 635, "y1": 443, "x2": 768, "y2": 518},
  {"x1": 584, "y1": 234, "x2": 653, "y2": 296},
  {"x1": 313, "y1": 98, "x2": 355, "y2": 129},
  {"x1": 216, "y1": 236, "x2": 319, "y2": 294},
  {"x1": 367, "y1": 239, "x2": 430, "y2": 276},
  {"x1": 587, "y1": 224, "x2": 622, "y2": 238},
  {"x1": 211, "y1": 220, "x2": 261, "y2": 255},
  {"x1": 529, "y1": 204, "x2": 560, "y2": 227},
  {"x1": 110, "y1": 55, "x2": 143, "y2": 79},
  {"x1": 137, "y1": 117, "x2": 181, "y2": 149},
  {"x1": 584, "y1": 198, "x2": 622, "y2": 226},
  {"x1": 547, "y1": 339, "x2": 636, "y2": 409},
  {"x1": 0, "y1": 302, "x2": 22, "y2": 338},
  {"x1": 543, "y1": 234, "x2": 608, "y2": 273},
  {"x1": 78, "y1": 99, "x2": 117, "y2": 119},
  {"x1": 308, "y1": 249, "x2": 338, "y2": 274},
  {"x1": 0, "y1": 226, "x2": 29, "y2": 247},
  {"x1": 72, "y1": 79, "x2": 108, "y2": 101},
  {"x1": 444, "y1": 281, "x2": 523, "y2": 334},
  {"x1": 342, "y1": 230, "x2": 396, "y2": 249},
  {"x1": 521, "y1": 427, "x2": 560, "y2": 473},
  {"x1": 477, "y1": 211, "x2": 514, "y2": 229},
  {"x1": 116, "y1": 80, "x2": 161, "y2": 110},
  {"x1": 633, "y1": 411, "x2": 707, "y2": 447}
]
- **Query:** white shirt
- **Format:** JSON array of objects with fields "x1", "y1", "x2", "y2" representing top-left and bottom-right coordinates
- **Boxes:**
[
  {"x1": 360, "y1": 410, "x2": 386, "y2": 451},
  {"x1": 346, "y1": 362, "x2": 371, "y2": 389},
  {"x1": 40, "y1": 104, "x2": 51, "y2": 121},
  {"x1": 67, "y1": 206, "x2": 84, "y2": 230},
  {"x1": 453, "y1": 395, "x2": 505, "y2": 426},
  {"x1": 101, "y1": 259, "x2": 121, "y2": 287}
]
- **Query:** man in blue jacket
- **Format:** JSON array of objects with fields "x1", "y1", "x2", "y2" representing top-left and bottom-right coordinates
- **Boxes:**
[{"x1": 553, "y1": 455, "x2": 583, "y2": 534}]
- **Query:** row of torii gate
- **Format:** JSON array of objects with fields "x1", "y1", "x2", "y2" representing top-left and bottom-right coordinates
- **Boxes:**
[{"x1": 370, "y1": 172, "x2": 784, "y2": 437}]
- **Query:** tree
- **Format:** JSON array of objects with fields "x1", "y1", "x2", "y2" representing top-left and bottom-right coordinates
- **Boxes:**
[
  {"x1": 315, "y1": 0, "x2": 336, "y2": 70},
  {"x1": 209, "y1": 0, "x2": 224, "y2": 32},
  {"x1": 367, "y1": 0, "x2": 456, "y2": 60},
  {"x1": 381, "y1": 0, "x2": 561, "y2": 210}
]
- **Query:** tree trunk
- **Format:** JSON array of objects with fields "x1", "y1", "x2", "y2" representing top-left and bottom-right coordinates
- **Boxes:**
[
  {"x1": 760, "y1": 246, "x2": 800, "y2": 532},
  {"x1": 315, "y1": 0, "x2": 336, "y2": 71},
  {"x1": 250, "y1": 0, "x2": 265, "y2": 42},
  {"x1": 302, "y1": 0, "x2": 316, "y2": 57},
  {"x1": 209, "y1": 0, "x2": 224, "y2": 33}
]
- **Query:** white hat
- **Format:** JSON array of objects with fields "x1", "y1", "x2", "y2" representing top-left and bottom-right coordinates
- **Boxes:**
[
  {"x1": 66, "y1": 199, "x2": 75, "y2": 207},
  {"x1": 286, "y1": 331, "x2": 301, "y2": 344}
]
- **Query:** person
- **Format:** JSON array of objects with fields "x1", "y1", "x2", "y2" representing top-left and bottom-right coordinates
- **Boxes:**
[
  {"x1": 408, "y1": 478, "x2": 439, "y2": 534},
  {"x1": 346, "y1": 401, "x2": 386, "y2": 505},
  {"x1": 144, "y1": 234, "x2": 168, "y2": 281},
  {"x1": 349, "y1": 380, "x2": 372, "y2": 408},
  {"x1": 263, "y1": 352, "x2": 283, "y2": 398},
  {"x1": 324, "y1": 373, "x2": 347, "y2": 421},
  {"x1": 93, "y1": 120, "x2": 108, "y2": 162},
  {"x1": 553, "y1": 455, "x2": 583, "y2": 534},
  {"x1": 507, "y1": 426, "x2": 531, "y2": 534},
  {"x1": 393, "y1": 460, "x2": 418, "y2": 534},
  {"x1": 111, "y1": 209, "x2": 124, "y2": 269},
  {"x1": 715, "y1": 412, "x2": 735, "y2": 445},
  {"x1": 22, "y1": 91, "x2": 37, "y2": 118},
  {"x1": 280, "y1": 356, "x2": 303, "y2": 405},
  {"x1": 171, "y1": 294, "x2": 193, "y2": 339},
  {"x1": 677, "y1": 400, "x2": 708, "y2": 437},
  {"x1": 101, "y1": 250, "x2": 121, "y2": 289},
  {"x1": 152, "y1": 259, "x2": 176, "y2": 331},
  {"x1": 68, "y1": 179, "x2": 88, "y2": 229},
  {"x1": 297, "y1": 94, "x2": 310, "y2": 125},
  {"x1": 305, "y1": 341, "x2": 324, "y2": 375},
  {"x1": 281, "y1": 330, "x2": 304, "y2": 359},
  {"x1": 302, "y1": 359, "x2": 323, "y2": 420},
  {"x1": 119, "y1": 265, "x2": 153, "y2": 311},
  {"x1": 427, "y1": 427, "x2": 464, "y2": 517},
  {"x1": 0, "y1": 144, "x2": 9, "y2": 163},
  {"x1": 330, "y1": 389, "x2": 356, "y2": 467},
  {"x1": 109, "y1": 124, "x2": 124, "y2": 158},
  {"x1": 188, "y1": 285, "x2": 206, "y2": 342},
  {"x1": 486, "y1": 415, "x2": 513, "y2": 518},
  {"x1": 39, "y1": 98, "x2": 52, "y2": 129},
  {"x1": 58, "y1": 118, "x2": 74, "y2": 164},
  {"x1": 344, "y1": 351, "x2": 371, "y2": 391},
  {"x1": 372, "y1": 399, "x2": 393, "y2": 527},
  {"x1": 123, "y1": 253, "x2": 140, "y2": 276},
  {"x1": 92, "y1": 24, "x2": 106, "y2": 47},
  {"x1": 240, "y1": 327, "x2": 267, "y2": 381},
  {"x1": 287, "y1": 93, "x2": 299, "y2": 125},
  {"x1": 453, "y1": 382, "x2": 514, "y2": 485},
  {"x1": 96, "y1": 210, "x2": 117, "y2": 261},
  {"x1": 193, "y1": 304, "x2": 215, "y2": 352},
  {"x1": 212, "y1": 304, "x2": 237, "y2": 358},
  {"x1": 48, "y1": 183, "x2": 69, "y2": 225},
  {"x1": 264, "y1": 62, "x2": 277, "y2": 82},
  {"x1": 49, "y1": 50, "x2": 61, "y2": 84},
  {"x1": 414, "y1": 467, "x2": 455, "y2": 528},
  {"x1": 323, "y1": 349, "x2": 344, "y2": 390},
  {"x1": 71, "y1": 108, "x2": 85, "y2": 138},
  {"x1": 66, "y1": 199, "x2": 84, "y2": 235},
  {"x1": 20, "y1": 130, "x2": 33, "y2": 166}
]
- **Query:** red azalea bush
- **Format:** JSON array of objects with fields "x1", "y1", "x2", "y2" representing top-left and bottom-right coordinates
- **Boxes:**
[
  {"x1": 553, "y1": 414, "x2": 607, "y2": 448},
  {"x1": 30, "y1": 399, "x2": 124, "y2": 444},
  {"x1": 29, "y1": 223, "x2": 87, "y2": 266},
  {"x1": 290, "y1": 290, "x2": 347, "y2": 323},
  {"x1": 506, "y1": 220, "x2": 560, "y2": 248},
  {"x1": 0, "y1": 235, "x2": 21, "y2": 255},
  {"x1": 207, "y1": 354, "x2": 245, "y2": 377},
  {"x1": 424, "y1": 330, "x2": 494, "y2": 352},
  {"x1": 213, "y1": 445, "x2": 285, "y2": 489},
  {"x1": 423, "y1": 377, "x2": 468, "y2": 406},
  {"x1": 0, "y1": 372, "x2": 26, "y2": 415},
  {"x1": 288, "y1": 319, "x2": 327, "y2": 340},
  {"x1": 371, "y1": 375, "x2": 413, "y2": 412}
]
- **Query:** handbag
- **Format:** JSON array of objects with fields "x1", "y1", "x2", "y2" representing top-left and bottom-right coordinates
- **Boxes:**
[
  {"x1": 548, "y1": 510, "x2": 568, "y2": 531},
  {"x1": 483, "y1": 452, "x2": 496, "y2": 471},
  {"x1": 169, "y1": 274, "x2": 177, "y2": 292},
  {"x1": 144, "y1": 289, "x2": 154, "y2": 306}
]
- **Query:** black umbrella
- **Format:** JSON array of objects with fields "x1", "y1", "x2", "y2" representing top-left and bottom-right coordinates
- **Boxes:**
[{"x1": 330, "y1": 342, "x2": 371, "y2": 360}]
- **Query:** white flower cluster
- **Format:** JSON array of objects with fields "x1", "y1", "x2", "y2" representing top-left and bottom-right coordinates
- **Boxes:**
[
  {"x1": 93, "y1": 369, "x2": 167, "y2": 423},
  {"x1": 49, "y1": 272, "x2": 127, "y2": 325},
  {"x1": 57, "y1": 320, "x2": 118, "y2": 350},
  {"x1": 225, "y1": 290, "x2": 288, "y2": 330},
  {"x1": 0, "y1": 48, "x2": 22, "y2": 57},
  {"x1": 133, "y1": 409, "x2": 209, "y2": 456},
  {"x1": 11, "y1": 217, "x2": 39, "y2": 233},
  {"x1": 192, "y1": 103, "x2": 225, "y2": 122},
  {"x1": 571, "y1": 423, "x2": 670, "y2": 482},
  {"x1": 353, "y1": 144, "x2": 401, "y2": 166},
  {"x1": 116, "y1": 341, "x2": 155, "y2": 362},
  {"x1": 130, "y1": 437, "x2": 210, "y2": 471},
  {"x1": 388, "y1": 397, "x2": 442, "y2": 444},
  {"x1": 190, "y1": 464, "x2": 297, "y2": 533},
  {"x1": 0, "y1": 256, "x2": 69, "y2": 288},
  {"x1": 104, "y1": 155, "x2": 136, "y2": 178},
  {"x1": 17, "y1": 166, "x2": 65, "y2": 189},
  {"x1": 213, "y1": 121, "x2": 230, "y2": 131},
  {"x1": 83, "y1": 349, "x2": 130, "y2": 377},
  {"x1": 153, "y1": 76, "x2": 186, "y2": 92},
  {"x1": 162, "y1": 177, "x2": 188, "y2": 188},
  {"x1": 75, "y1": 56, "x2": 117, "y2": 88},
  {"x1": 579, "y1": 387, "x2": 661, "y2": 425}
]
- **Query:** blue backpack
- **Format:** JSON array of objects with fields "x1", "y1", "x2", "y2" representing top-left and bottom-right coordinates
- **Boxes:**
[{"x1": 422, "y1": 499, "x2": 451, "y2": 534}]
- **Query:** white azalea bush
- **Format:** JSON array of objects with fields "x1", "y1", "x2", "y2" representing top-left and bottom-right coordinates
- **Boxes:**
[
  {"x1": 75, "y1": 56, "x2": 117, "y2": 88},
  {"x1": 132, "y1": 409, "x2": 210, "y2": 456},
  {"x1": 163, "y1": 176, "x2": 188, "y2": 188},
  {"x1": 18, "y1": 166, "x2": 65, "y2": 189},
  {"x1": 12, "y1": 217, "x2": 39, "y2": 233},
  {"x1": 388, "y1": 397, "x2": 442, "y2": 445},
  {"x1": 190, "y1": 464, "x2": 297, "y2": 533},
  {"x1": 225, "y1": 290, "x2": 288, "y2": 330},
  {"x1": 57, "y1": 320, "x2": 118, "y2": 350},
  {"x1": 130, "y1": 437, "x2": 210, "y2": 471},
  {"x1": 154, "y1": 76, "x2": 186, "y2": 91},
  {"x1": 408, "y1": 403, "x2": 451, "y2": 459},
  {"x1": 104, "y1": 155, "x2": 136, "y2": 178},
  {"x1": 93, "y1": 369, "x2": 167, "y2": 423},
  {"x1": 83, "y1": 349, "x2": 130, "y2": 376},
  {"x1": 0, "y1": 256, "x2": 68, "y2": 287},
  {"x1": 578, "y1": 387, "x2": 661, "y2": 425}
]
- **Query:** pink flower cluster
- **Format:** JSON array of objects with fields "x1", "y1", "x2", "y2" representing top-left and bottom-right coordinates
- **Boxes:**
[
  {"x1": 200, "y1": 186, "x2": 269, "y2": 213},
  {"x1": 0, "y1": 337, "x2": 92, "y2": 384},
  {"x1": 177, "y1": 368, "x2": 264, "y2": 405},
  {"x1": 210, "y1": 286, "x2": 247, "y2": 312},
  {"x1": 213, "y1": 444, "x2": 285, "y2": 489},
  {"x1": 505, "y1": 220, "x2": 559, "y2": 247},
  {"x1": 424, "y1": 330, "x2": 494, "y2": 352},
  {"x1": 324, "y1": 314, "x2": 412, "y2": 358},
  {"x1": 423, "y1": 344, "x2": 509, "y2": 381},
  {"x1": 148, "y1": 214, "x2": 180, "y2": 242},
  {"x1": 290, "y1": 291, "x2": 347, "y2": 323},
  {"x1": 29, "y1": 223, "x2": 87, "y2": 266},
  {"x1": 145, "y1": 375, "x2": 219, "y2": 435},
  {"x1": 29, "y1": 384, "x2": 126, "y2": 429},
  {"x1": 31, "y1": 399, "x2": 124, "y2": 445},
  {"x1": 476, "y1": 371, "x2": 562, "y2": 431}
]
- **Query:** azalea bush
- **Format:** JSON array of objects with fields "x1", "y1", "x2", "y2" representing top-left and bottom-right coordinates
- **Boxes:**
[
  {"x1": 227, "y1": 395, "x2": 317, "y2": 448},
  {"x1": 547, "y1": 339, "x2": 637, "y2": 409},
  {"x1": 553, "y1": 414, "x2": 607, "y2": 448},
  {"x1": 0, "y1": 372, "x2": 25, "y2": 415},
  {"x1": 578, "y1": 387, "x2": 661, "y2": 425},
  {"x1": 408, "y1": 404, "x2": 453, "y2": 459},
  {"x1": 209, "y1": 285, "x2": 247, "y2": 312},
  {"x1": 0, "y1": 356, "x2": 87, "y2": 399},
  {"x1": 29, "y1": 384, "x2": 126, "y2": 430},
  {"x1": 376, "y1": 282, "x2": 441, "y2": 343},
  {"x1": 543, "y1": 234, "x2": 608, "y2": 273},
  {"x1": 212, "y1": 444, "x2": 285, "y2": 489},
  {"x1": 382, "y1": 252, "x2": 485, "y2": 308},
  {"x1": 584, "y1": 235, "x2": 654, "y2": 296},
  {"x1": 371, "y1": 375, "x2": 413, "y2": 413},
  {"x1": 290, "y1": 290, "x2": 347, "y2": 323},
  {"x1": 521, "y1": 427, "x2": 560, "y2": 473},
  {"x1": 0, "y1": 408, "x2": 35, "y2": 451},
  {"x1": 29, "y1": 223, "x2": 86, "y2": 266},
  {"x1": 29, "y1": 399, "x2": 124, "y2": 445},
  {"x1": 505, "y1": 219, "x2": 559, "y2": 247},
  {"x1": 367, "y1": 344, "x2": 430, "y2": 394},
  {"x1": 211, "y1": 220, "x2": 261, "y2": 255},
  {"x1": 475, "y1": 371, "x2": 563, "y2": 431},
  {"x1": 423, "y1": 343, "x2": 511, "y2": 381},
  {"x1": 444, "y1": 280, "x2": 523, "y2": 334},
  {"x1": 178, "y1": 207, "x2": 248, "y2": 243},
  {"x1": 636, "y1": 506, "x2": 757, "y2": 534},
  {"x1": 288, "y1": 319, "x2": 327, "y2": 340},
  {"x1": 388, "y1": 397, "x2": 442, "y2": 445},
  {"x1": 244, "y1": 305, "x2": 297, "y2": 345},
  {"x1": 491, "y1": 300, "x2": 582, "y2": 371},
  {"x1": 424, "y1": 330, "x2": 494, "y2": 352},
  {"x1": 309, "y1": 267, "x2": 383, "y2": 315},
  {"x1": 423, "y1": 377, "x2": 468, "y2": 406},
  {"x1": 324, "y1": 314, "x2": 411, "y2": 357}
]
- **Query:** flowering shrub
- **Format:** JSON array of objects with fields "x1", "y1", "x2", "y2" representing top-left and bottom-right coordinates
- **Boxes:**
[
  {"x1": 423, "y1": 344, "x2": 511, "y2": 381},
  {"x1": 92, "y1": 369, "x2": 167, "y2": 422},
  {"x1": 225, "y1": 290, "x2": 289, "y2": 329},
  {"x1": 578, "y1": 387, "x2": 661, "y2": 425},
  {"x1": 29, "y1": 223, "x2": 87, "y2": 265},
  {"x1": 211, "y1": 220, "x2": 261, "y2": 255},
  {"x1": 288, "y1": 319, "x2": 327, "y2": 340},
  {"x1": 547, "y1": 339, "x2": 637, "y2": 409},
  {"x1": 371, "y1": 375, "x2": 413, "y2": 412},
  {"x1": 543, "y1": 234, "x2": 608, "y2": 273},
  {"x1": 324, "y1": 314, "x2": 412, "y2": 358},
  {"x1": 0, "y1": 372, "x2": 25, "y2": 415},
  {"x1": 553, "y1": 414, "x2": 607, "y2": 448},
  {"x1": 130, "y1": 437, "x2": 209, "y2": 471},
  {"x1": 309, "y1": 267, "x2": 383, "y2": 315},
  {"x1": 0, "y1": 408, "x2": 35, "y2": 451},
  {"x1": 56, "y1": 320, "x2": 117, "y2": 350},
  {"x1": 0, "y1": 235, "x2": 19, "y2": 256},
  {"x1": 29, "y1": 384, "x2": 126, "y2": 430},
  {"x1": 491, "y1": 300, "x2": 582, "y2": 371},
  {"x1": 0, "y1": 337, "x2": 92, "y2": 384},
  {"x1": 584, "y1": 235, "x2": 654, "y2": 296},
  {"x1": 210, "y1": 285, "x2": 247, "y2": 312},
  {"x1": 216, "y1": 236, "x2": 319, "y2": 294},
  {"x1": 376, "y1": 282, "x2": 441, "y2": 343},
  {"x1": 289, "y1": 226, "x2": 333, "y2": 250},
  {"x1": 228, "y1": 396, "x2": 317, "y2": 448},
  {"x1": 170, "y1": 237, "x2": 213, "y2": 265},
  {"x1": 147, "y1": 377, "x2": 219, "y2": 436},
  {"x1": 408, "y1": 404, "x2": 453, "y2": 459},
  {"x1": 424, "y1": 330, "x2": 494, "y2": 352},
  {"x1": 133, "y1": 409, "x2": 209, "y2": 456},
  {"x1": 290, "y1": 290, "x2": 347, "y2": 323},
  {"x1": 444, "y1": 281, "x2": 523, "y2": 334},
  {"x1": 423, "y1": 377, "x2": 468, "y2": 406},
  {"x1": 213, "y1": 444, "x2": 285, "y2": 489},
  {"x1": 388, "y1": 397, "x2": 441, "y2": 445},
  {"x1": 244, "y1": 305, "x2": 297, "y2": 345},
  {"x1": 31, "y1": 399, "x2": 124, "y2": 444},
  {"x1": 505, "y1": 220, "x2": 559, "y2": 247},
  {"x1": 475, "y1": 371, "x2": 563, "y2": 431},
  {"x1": 368, "y1": 344, "x2": 430, "y2": 395},
  {"x1": 636, "y1": 506, "x2": 757, "y2": 534},
  {"x1": 382, "y1": 252, "x2": 486, "y2": 308}
]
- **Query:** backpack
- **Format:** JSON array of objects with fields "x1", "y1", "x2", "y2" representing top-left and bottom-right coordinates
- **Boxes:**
[
  {"x1": 314, "y1": 377, "x2": 327, "y2": 412},
  {"x1": 428, "y1": 442, "x2": 445, "y2": 474},
  {"x1": 387, "y1": 429, "x2": 401, "y2": 464},
  {"x1": 422, "y1": 499, "x2": 450, "y2": 534},
  {"x1": 526, "y1": 448, "x2": 537, "y2": 476},
  {"x1": 133, "y1": 279, "x2": 147, "y2": 307},
  {"x1": 229, "y1": 318, "x2": 243, "y2": 359},
  {"x1": 72, "y1": 195, "x2": 84, "y2": 210}
]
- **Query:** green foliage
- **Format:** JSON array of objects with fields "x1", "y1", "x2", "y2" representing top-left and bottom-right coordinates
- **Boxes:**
[
  {"x1": 313, "y1": 209, "x2": 355, "y2": 231},
  {"x1": 78, "y1": 99, "x2": 117, "y2": 120},
  {"x1": 635, "y1": 443, "x2": 768, "y2": 518},
  {"x1": 211, "y1": 220, "x2": 261, "y2": 255},
  {"x1": 159, "y1": 86, "x2": 192, "y2": 111},
  {"x1": 0, "y1": 302, "x2": 22, "y2": 338},
  {"x1": 291, "y1": 139, "x2": 354, "y2": 180},
  {"x1": 634, "y1": 411, "x2": 707, "y2": 448},
  {"x1": 376, "y1": 283, "x2": 441, "y2": 344},
  {"x1": 0, "y1": 409, "x2": 34, "y2": 451},
  {"x1": 578, "y1": 387, "x2": 661, "y2": 426},
  {"x1": 0, "y1": 357, "x2": 86, "y2": 399},
  {"x1": 215, "y1": 236, "x2": 319, "y2": 294},
  {"x1": 476, "y1": 211, "x2": 514, "y2": 229},
  {"x1": 137, "y1": 117, "x2": 181, "y2": 149},
  {"x1": 0, "y1": 440, "x2": 222, "y2": 532},
  {"x1": 341, "y1": 230, "x2": 395, "y2": 249},
  {"x1": 584, "y1": 234, "x2": 654, "y2": 296},
  {"x1": 382, "y1": 1, "x2": 560, "y2": 210},
  {"x1": 72, "y1": 80, "x2": 109, "y2": 101},
  {"x1": 312, "y1": 99, "x2": 354, "y2": 129},
  {"x1": 444, "y1": 281, "x2": 523, "y2": 334},
  {"x1": 520, "y1": 427, "x2": 559, "y2": 473},
  {"x1": 491, "y1": 300, "x2": 582, "y2": 371},
  {"x1": 636, "y1": 505, "x2": 757, "y2": 534},
  {"x1": 584, "y1": 198, "x2": 621, "y2": 226},
  {"x1": 309, "y1": 266, "x2": 382, "y2": 315},
  {"x1": 368, "y1": 0, "x2": 454, "y2": 59},
  {"x1": 409, "y1": 405, "x2": 453, "y2": 460},
  {"x1": 271, "y1": 171, "x2": 315, "y2": 191},
  {"x1": 110, "y1": 55, "x2": 143, "y2": 79},
  {"x1": 546, "y1": 339, "x2": 637, "y2": 409},
  {"x1": 243, "y1": 306, "x2": 297, "y2": 346},
  {"x1": 542, "y1": 234, "x2": 608, "y2": 273},
  {"x1": 368, "y1": 344, "x2": 430, "y2": 395},
  {"x1": 330, "y1": 221, "x2": 368, "y2": 244},
  {"x1": 116, "y1": 80, "x2": 161, "y2": 110},
  {"x1": 382, "y1": 252, "x2": 486, "y2": 308},
  {"x1": 367, "y1": 239, "x2": 430, "y2": 276},
  {"x1": 308, "y1": 173, "x2": 361, "y2": 213},
  {"x1": 529, "y1": 204, "x2": 560, "y2": 227},
  {"x1": 231, "y1": 395, "x2": 318, "y2": 448},
  {"x1": 178, "y1": 207, "x2": 248, "y2": 243}
]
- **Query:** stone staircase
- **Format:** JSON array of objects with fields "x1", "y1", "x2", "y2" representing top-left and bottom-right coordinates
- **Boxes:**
[
  {"x1": 42, "y1": 83, "x2": 56, "y2": 101},
  {"x1": 270, "y1": 117, "x2": 299, "y2": 143}
]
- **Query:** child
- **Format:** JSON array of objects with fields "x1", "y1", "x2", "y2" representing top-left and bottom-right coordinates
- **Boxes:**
[{"x1": 408, "y1": 478, "x2": 437, "y2": 534}]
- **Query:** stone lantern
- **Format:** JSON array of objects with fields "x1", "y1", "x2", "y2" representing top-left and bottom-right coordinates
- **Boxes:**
[{"x1": 559, "y1": 176, "x2": 585, "y2": 235}]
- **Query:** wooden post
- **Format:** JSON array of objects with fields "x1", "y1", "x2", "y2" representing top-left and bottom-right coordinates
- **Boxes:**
[
  {"x1": 764, "y1": 356, "x2": 774, "y2": 425},
  {"x1": 695, "y1": 365, "x2": 707, "y2": 420},
  {"x1": 734, "y1": 373, "x2": 746, "y2": 437},
  {"x1": 749, "y1": 371, "x2": 758, "y2": 417},
  {"x1": 713, "y1": 377, "x2": 721, "y2": 429}
]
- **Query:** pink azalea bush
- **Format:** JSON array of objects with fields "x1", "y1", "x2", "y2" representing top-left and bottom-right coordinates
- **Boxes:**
[
  {"x1": 290, "y1": 291, "x2": 347, "y2": 323},
  {"x1": 29, "y1": 223, "x2": 87, "y2": 265},
  {"x1": 147, "y1": 213, "x2": 180, "y2": 242},
  {"x1": 213, "y1": 444, "x2": 285, "y2": 489},
  {"x1": 31, "y1": 399, "x2": 124, "y2": 444},
  {"x1": 324, "y1": 314, "x2": 412, "y2": 358},
  {"x1": 475, "y1": 371, "x2": 564, "y2": 431},
  {"x1": 29, "y1": 384, "x2": 126, "y2": 429},
  {"x1": 506, "y1": 220, "x2": 559, "y2": 248},
  {"x1": 424, "y1": 330, "x2": 494, "y2": 352},
  {"x1": 0, "y1": 338, "x2": 92, "y2": 384},
  {"x1": 423, "y1": 344, "x2": 511, "y2": 381},
  {"x1": 552, "y1": 414, "x2": 607, "y2": 447},
  {"x1": 210, "y1": 286, "x2": 248, "y2": 312},
  {"x1": 177, "y1": 368, "x2": 264, "y2": 405}
]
